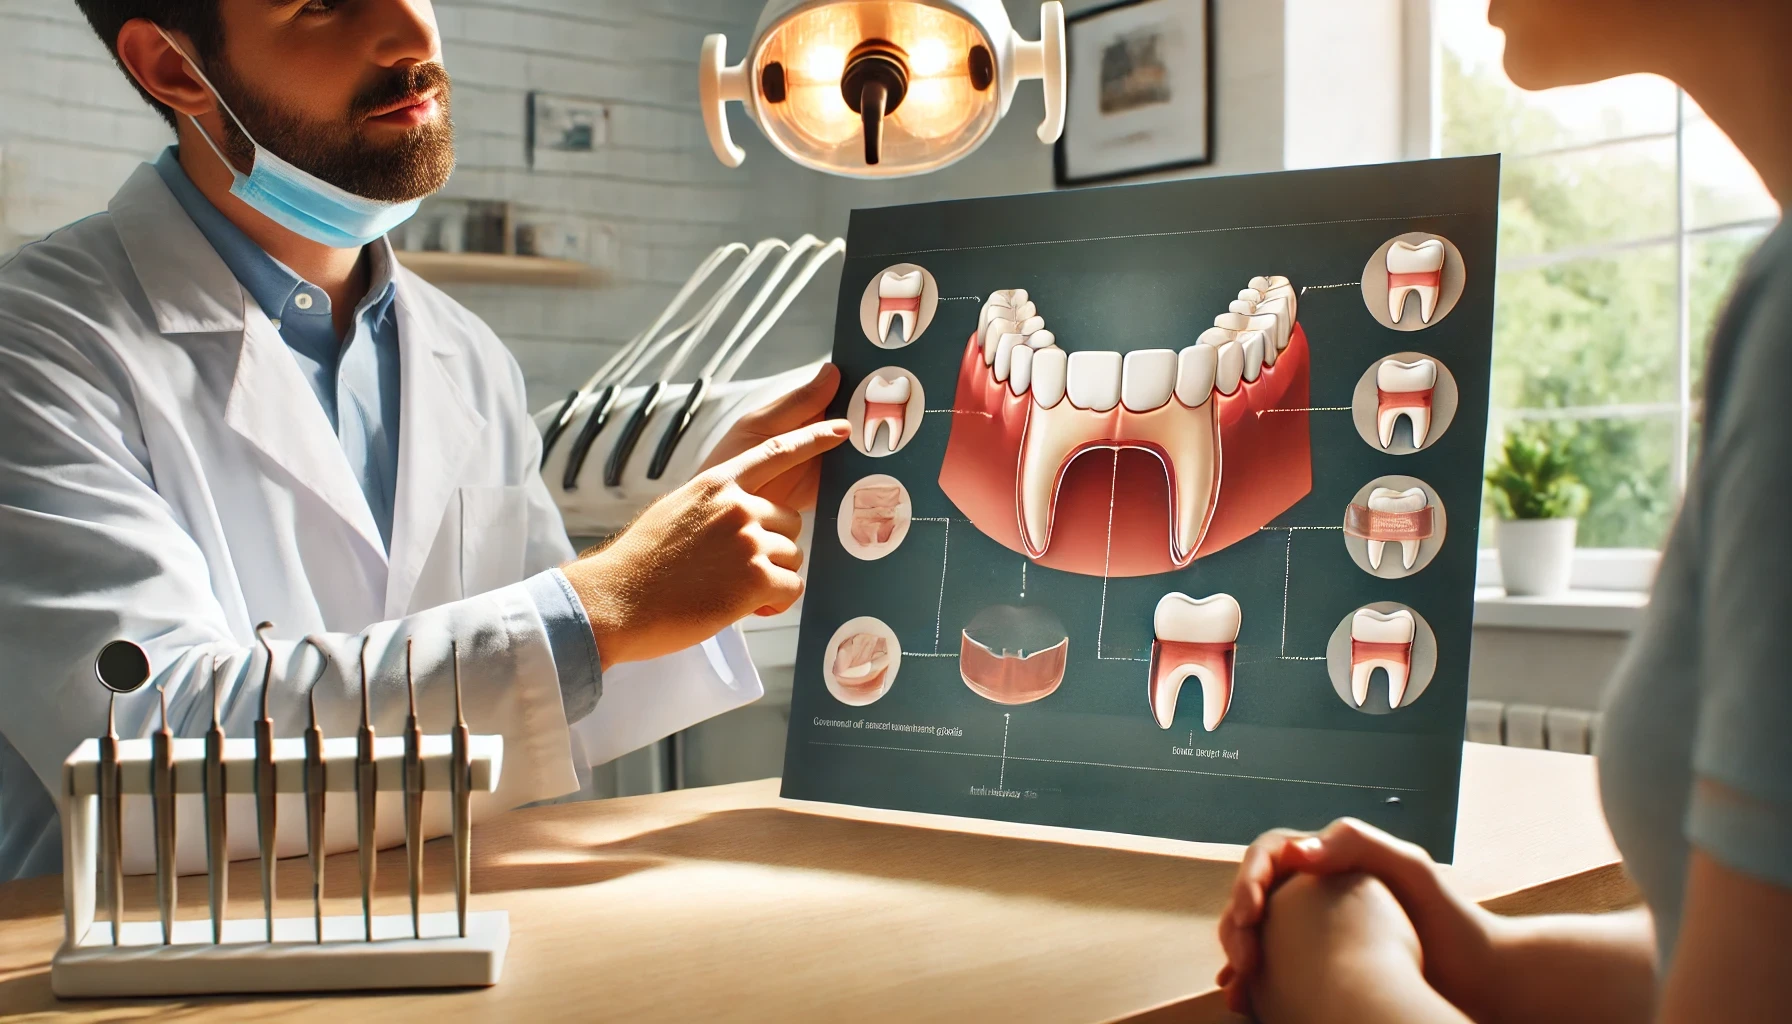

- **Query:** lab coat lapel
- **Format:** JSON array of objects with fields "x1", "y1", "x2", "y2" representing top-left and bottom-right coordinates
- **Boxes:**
[
  {"x1": 385, "y1": 286, "x2": 485, "y2": 618},
  {"x1": 111, "y1": 163, "x2": 390, "y2": 561}
]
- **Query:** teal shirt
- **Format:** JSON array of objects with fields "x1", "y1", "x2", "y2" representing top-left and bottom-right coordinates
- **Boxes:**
[{"x1": 1599, "y1": 218, "x2": 1792, "y2": 966}]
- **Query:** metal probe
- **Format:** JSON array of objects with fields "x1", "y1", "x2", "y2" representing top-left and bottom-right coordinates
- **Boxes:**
[
  {"x1": 151, "y1": 684, "x2": 176, "y2": 944},
  {"x1": 450, "y1": 640, "x2": 471, "y2": 939},
  {"x1": 202, "y1": 656, "x2": 228, "y2": 943},
  {"x1": 253, "y1": 622, "x2": 279, "y2": 940},
  {"x1": 303, "y1": 639, "x2": 329, "y2": 943},
  {"x1": 402, "y1": 639, "x2": 424, "y2": 939},
  {"x1": 356, "y1": 640, "x2": 378, "y2": 940},
  {"x1": 93, "y1": 639, "x2": 150, "y2": 946}
]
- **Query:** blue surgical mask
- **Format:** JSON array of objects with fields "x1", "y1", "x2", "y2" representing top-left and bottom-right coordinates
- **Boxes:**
[{"x1": 155, "y1": 27, "x2": 425, "y2": 249}]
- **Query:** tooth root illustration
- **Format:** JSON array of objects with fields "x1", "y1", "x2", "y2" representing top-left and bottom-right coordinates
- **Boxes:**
[
  {"x1": 959, "y1": 604, "x2": 1070, "y2": 705},
  {"x1": 877, "y1": 270, "x2": 925, "y2": 344},
  {"x1": 939, "y1": 279, "x2": 1313, "y2": 578},
  {"x1": 851, "y1": 485, "x2": 903, "y2": 546},
  {"x1": 1375, "y1": 358, "x2": 1439, "y2": 449},
  {"x1": 1350, "y1": 608, "x2": 1416, "y2": 709},
  {"x1": 1345, "y1": 487, "x2": 1435, "y2": 570},
  {"x1": 1386, "y1": 239, "x2": 1446, "y2": 324},
  {"x1": 862, "y1": 374, "x2": 912, "y2": 453},
  {"x1": 1150, "y1": 593, "x2": 1241, "y2": 731}
]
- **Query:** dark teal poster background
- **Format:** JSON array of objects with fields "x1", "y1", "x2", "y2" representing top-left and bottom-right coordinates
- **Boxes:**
[{"x1": 782, "y1": 157, "x2": 1500, "y2": 861}]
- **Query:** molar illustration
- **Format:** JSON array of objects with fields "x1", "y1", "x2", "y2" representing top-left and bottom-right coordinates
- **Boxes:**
[
  {"x1": 1386, "y1": 239, "x2": 1445, "y2": 323},
  {"x1": 1349, "y1": 609, "x2": 1416, "y2": 709},
  {"x1": 938, "y1": 278, "x2": 1313, "y2": 577},
  {"x1": 877, "y1": 270, "x2": 924, "y2": 345},
  {"x1": 1150, "y1": 593, "x2": 1241, "y2": 731},
  {"x1": 862, "y1": 374, "x2": 912, "y2": 454},
  {"x1": 1344, "y1": 486, "x2": 1434, "y2": 570},
  {"x1": 1376, "y1": 358, "x2": 1438, "y2": 449}
]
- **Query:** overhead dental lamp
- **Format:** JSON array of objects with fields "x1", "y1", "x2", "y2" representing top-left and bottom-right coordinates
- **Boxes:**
[{"x1": 700, "y1": 0, "x2": 1066, "y2": 177}]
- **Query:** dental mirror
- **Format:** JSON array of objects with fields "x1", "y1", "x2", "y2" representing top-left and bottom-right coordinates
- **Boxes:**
[{"x1": 95, "y1": 639, "x2": 151, "y2": 694}]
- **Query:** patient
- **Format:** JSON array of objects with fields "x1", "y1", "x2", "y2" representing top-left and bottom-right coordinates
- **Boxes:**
[{"x1": 1216, "y1": 1, "x2": 1792, "y2": 1021}]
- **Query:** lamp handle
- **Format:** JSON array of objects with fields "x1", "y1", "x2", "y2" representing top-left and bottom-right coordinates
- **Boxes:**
[
  {"x1": 1011, "y1": 2, "x2": 1067, "y2": 144},
  {"x1": 700, "y1": 35, "x2": 749, "y2": 167}
]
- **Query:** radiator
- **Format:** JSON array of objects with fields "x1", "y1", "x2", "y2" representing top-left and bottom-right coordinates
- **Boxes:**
[{"x1": 1465, "y1": 700, "x2": 1601, "y2": 755}]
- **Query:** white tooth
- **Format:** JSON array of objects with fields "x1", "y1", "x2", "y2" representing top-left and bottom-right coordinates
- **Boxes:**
[
  {"x1": 1350, "y1": 609, "x2": 1416, "y2": 708},
  {"x1": 1019, "y1": 365, "x2": 1215, "y2": 565},
  {"x1": 1214, "y1": 341, "x2": 1244, "y2": 395},
  {"x1": 1175, "y1": 345, "x2": 1217, "y2": 407},
  {"x1": 1066, "y1": 350, "x2": 1122, "y2": 412},
  {"x1": 879, "y1": 270, "x2": 923, "y2": 298},
  {"x1": 1026, "y1": 329, "x2": 1056, "y2": 349},
  {"x1": 1154, "y1": 592, "x2": 1241, "y2": 642},
  {"x1": 983, "y1": 318, "x2": 1018, "y2": 363},
  {"x1": 1375, "y1": 359, "x2": 1439, "y2": 448},
  {"x1": 1229, "y1": 299, "x2": 1258, "y2": 315},
  {"x1": 1248, "y1": 276, "x2": 1272, "y2": 292},
  {"x1": 1011, "y1": 300, "x2": 1038, "y2": 323},
  {"x1": 1196, "y1": 326, "x2": 1234, "y2": 348},
  {"x1": 1367, "y1": 487, "x2": 1429, "y2": 569},
  {"x1": 980, "y1": 304, "x2": 1014, "y2": 334},
  {"x1": 1238, "y1": 288, "x2": 1264, "y2": 304},
  {"x1": 1214, "y1": 311, "x2": 1280, "y2": 342},
  {"x1": 1017, "y1": 315, "x2": 1046, "y2": 336},
  {"x1": 865, "y1": 374, "x2": 911, "y2": 404},
  {"x1": 1262, "y1": 275, "x2": 1290, "y2": 289},
  {"x1": 1031, "y1": 346, "x2": 1067, "y2": 408},
  {"x1": 1239, "y1": 332, "x2": 1265, "y2": 383},
  {"x1": 1386, "y1": 240, "x2": 1446, "y2": 323},
  {"x1": 1151, "y1": 592, "x2": 1241, "y2": 731},
  {"x1": 1377, "y1": 358, "x2": 1438, "y2": 392},
  {"x1": 1009, "y1": 343, "x2": 1034, "y2": 395},
  {"x1": 1121, "y1": 348, "x2": 1178, "y2": 412},
  {"x1": 994, "y1": 333, "x2": 1023, "y2": 382},
  {"x1": 1249, "y1": 296, "x2": 1290, "y2": 353},
  {"x1": 988, "y1": 288, "x2": 1018, "y2": 306}
]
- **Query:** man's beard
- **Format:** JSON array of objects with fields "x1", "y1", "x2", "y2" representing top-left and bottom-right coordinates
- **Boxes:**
[{"x1": 211, "y1": 60, "x2": 456, "y2": 202}]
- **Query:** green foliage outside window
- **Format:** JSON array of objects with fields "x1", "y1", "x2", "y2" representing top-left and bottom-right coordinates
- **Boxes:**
[
  {"x1": 1441, "y1": 52, "x2": 1765, "y2": 549},
  {"x1": 1485, "y1": 426, "x2": 1591, "y2": 520}
]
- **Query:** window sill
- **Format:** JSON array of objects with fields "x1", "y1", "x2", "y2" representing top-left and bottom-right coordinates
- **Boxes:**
[{"x1": 1473, "y1": 586, "x2": 1647, "y2": 634}]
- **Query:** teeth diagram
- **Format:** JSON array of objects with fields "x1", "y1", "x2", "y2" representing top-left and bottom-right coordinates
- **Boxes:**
[
  {"x1": 1346, "y1": 486, "x2": 1434, "y2": 570},
  {"x1": 959, "y1": 604, "x2": 1070, "y2": 705},
  {"x1": 824, "y1": 616, "x2": 903, "y2": 707},
  {"x1": 938, "y1": 277, "x2": 1313, "y2": 577},
  {"x1": 1376, "y1": 358, "x2": 1438, "y2": 449},
  {"x1": 862, "y1": 374, "x2": 913, "y2": 454},
  {"x1": 1348, "y1": 609, "x2": 1416, "y2": 709},
  {"x1": 834, "y1": 633, "x2": 891, "y2": 696},
  {"x1": 851, "y1": 484, "x2": 904, "y2": 546},
  {"x1": 877, "y1": 270, "x2": 924, "y2": 345},
  {"x1": 1385, "y1": 239, "x2": 1446, "y2": 324},
  {"x1": 1149, "y1": 593, "x2": 1241, "y2": 731}
]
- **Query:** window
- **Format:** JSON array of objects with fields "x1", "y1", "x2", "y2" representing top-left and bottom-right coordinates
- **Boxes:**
[{"x1": 1438, "y1": 3, "x2": 1779, "y2": 564}]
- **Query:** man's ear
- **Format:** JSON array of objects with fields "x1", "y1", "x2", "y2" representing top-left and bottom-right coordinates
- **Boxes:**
[{"x1": 114, "y1": 19, "x2": 215, "y2": 117}]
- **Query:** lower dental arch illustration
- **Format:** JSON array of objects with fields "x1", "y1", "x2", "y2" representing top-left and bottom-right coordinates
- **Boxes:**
[{"x1": 939, "y1": 278, "x2": 1314, "y2": 578}]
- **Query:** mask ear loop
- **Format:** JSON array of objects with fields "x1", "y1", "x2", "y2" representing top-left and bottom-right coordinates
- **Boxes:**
[{"x1": 151, "y1": 24, "x2": 257, "y2": 176}]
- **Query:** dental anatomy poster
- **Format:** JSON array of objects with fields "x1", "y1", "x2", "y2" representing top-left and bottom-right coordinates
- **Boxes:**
[{"x1": 782, "y1": 157, "x2": 1498, "y2": 861}]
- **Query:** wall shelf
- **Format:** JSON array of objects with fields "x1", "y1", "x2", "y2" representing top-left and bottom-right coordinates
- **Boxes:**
[{"x1": 395, "y1": 250, "x2": 607, "y2": 288}]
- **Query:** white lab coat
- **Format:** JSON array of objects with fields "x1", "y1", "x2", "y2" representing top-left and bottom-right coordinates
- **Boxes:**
[{"x1": 0, "y1": 164, "x2": 760, "y2": 877}]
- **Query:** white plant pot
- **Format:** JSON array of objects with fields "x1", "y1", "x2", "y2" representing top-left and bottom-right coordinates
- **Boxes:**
[{"x1": 1497, "y1": 518, "x2": 1577, "y2": 597}]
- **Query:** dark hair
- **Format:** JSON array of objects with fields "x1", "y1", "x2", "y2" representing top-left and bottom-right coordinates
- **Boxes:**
[{"x1": 72, "y1": 0, "x2": 224, "y2": 130}]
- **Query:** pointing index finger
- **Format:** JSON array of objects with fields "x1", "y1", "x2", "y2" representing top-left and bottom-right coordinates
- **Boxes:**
[{"x1": 724, "y1": 419, "x2": 851, "y2": 493}]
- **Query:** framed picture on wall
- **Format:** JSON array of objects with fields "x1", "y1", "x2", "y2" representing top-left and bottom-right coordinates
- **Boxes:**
[{"x1": 1054, "y1": 0, "x2": 1214, "y2": 187}]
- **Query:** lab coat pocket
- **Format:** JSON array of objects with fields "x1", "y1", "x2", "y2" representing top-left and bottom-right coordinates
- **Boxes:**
[{"x1": 457, "y1": 484, "x2": 530, "y2": 597}]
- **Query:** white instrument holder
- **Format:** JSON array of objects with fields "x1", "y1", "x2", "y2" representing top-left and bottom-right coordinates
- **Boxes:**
[{"x1": 53, "y1": 735, "x2": 506, "y2": 998}]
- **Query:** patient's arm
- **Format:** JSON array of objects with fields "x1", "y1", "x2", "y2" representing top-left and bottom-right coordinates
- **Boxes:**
[{"x1": 1659, "y1": 842, "x2": 1792, "y2": 1024}]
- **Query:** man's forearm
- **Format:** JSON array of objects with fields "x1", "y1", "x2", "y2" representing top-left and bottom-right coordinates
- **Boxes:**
[{"x1": 1474, "y1": 908, "x2": 1656, "y2": 1024}]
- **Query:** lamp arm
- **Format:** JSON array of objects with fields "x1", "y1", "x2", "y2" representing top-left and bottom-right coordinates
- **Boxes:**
[
  {"x1": 700, "y1": 35, "x2": 750, "y2": 167},
  {"x1": 1010, "y1": 1, "x2": 1067, "y2": 143}
]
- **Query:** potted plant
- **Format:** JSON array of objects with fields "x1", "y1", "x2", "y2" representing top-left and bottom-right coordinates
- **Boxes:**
[{"x1": 1485, "y1": 427, "x2": 1590, "y2": 597}]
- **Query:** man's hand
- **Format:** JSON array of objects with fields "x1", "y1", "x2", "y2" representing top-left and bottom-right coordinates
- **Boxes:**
[
  {"x1": 563, "y1": 417, "x2": 850, "y2": 669},
  {"x1": 1217, "y1": 817, "x2": 1500, "y2": 1018},
  {"x1": 700, "y1": 362, "x2": 842, "y2": 511}
]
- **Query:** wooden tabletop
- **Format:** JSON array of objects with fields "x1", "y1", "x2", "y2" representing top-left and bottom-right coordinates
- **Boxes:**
[{"x1": 0, "y1": 742, "x2": 1634, "y2": 1023}]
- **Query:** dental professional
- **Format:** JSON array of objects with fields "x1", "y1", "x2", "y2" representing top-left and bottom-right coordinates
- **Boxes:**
[
  {"x1": 0, "y1": 0, "x2": 848, "y2": 881},
  {"x1": 1214, "y1": 1, "x2": 1792, "y2": 1022}
]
